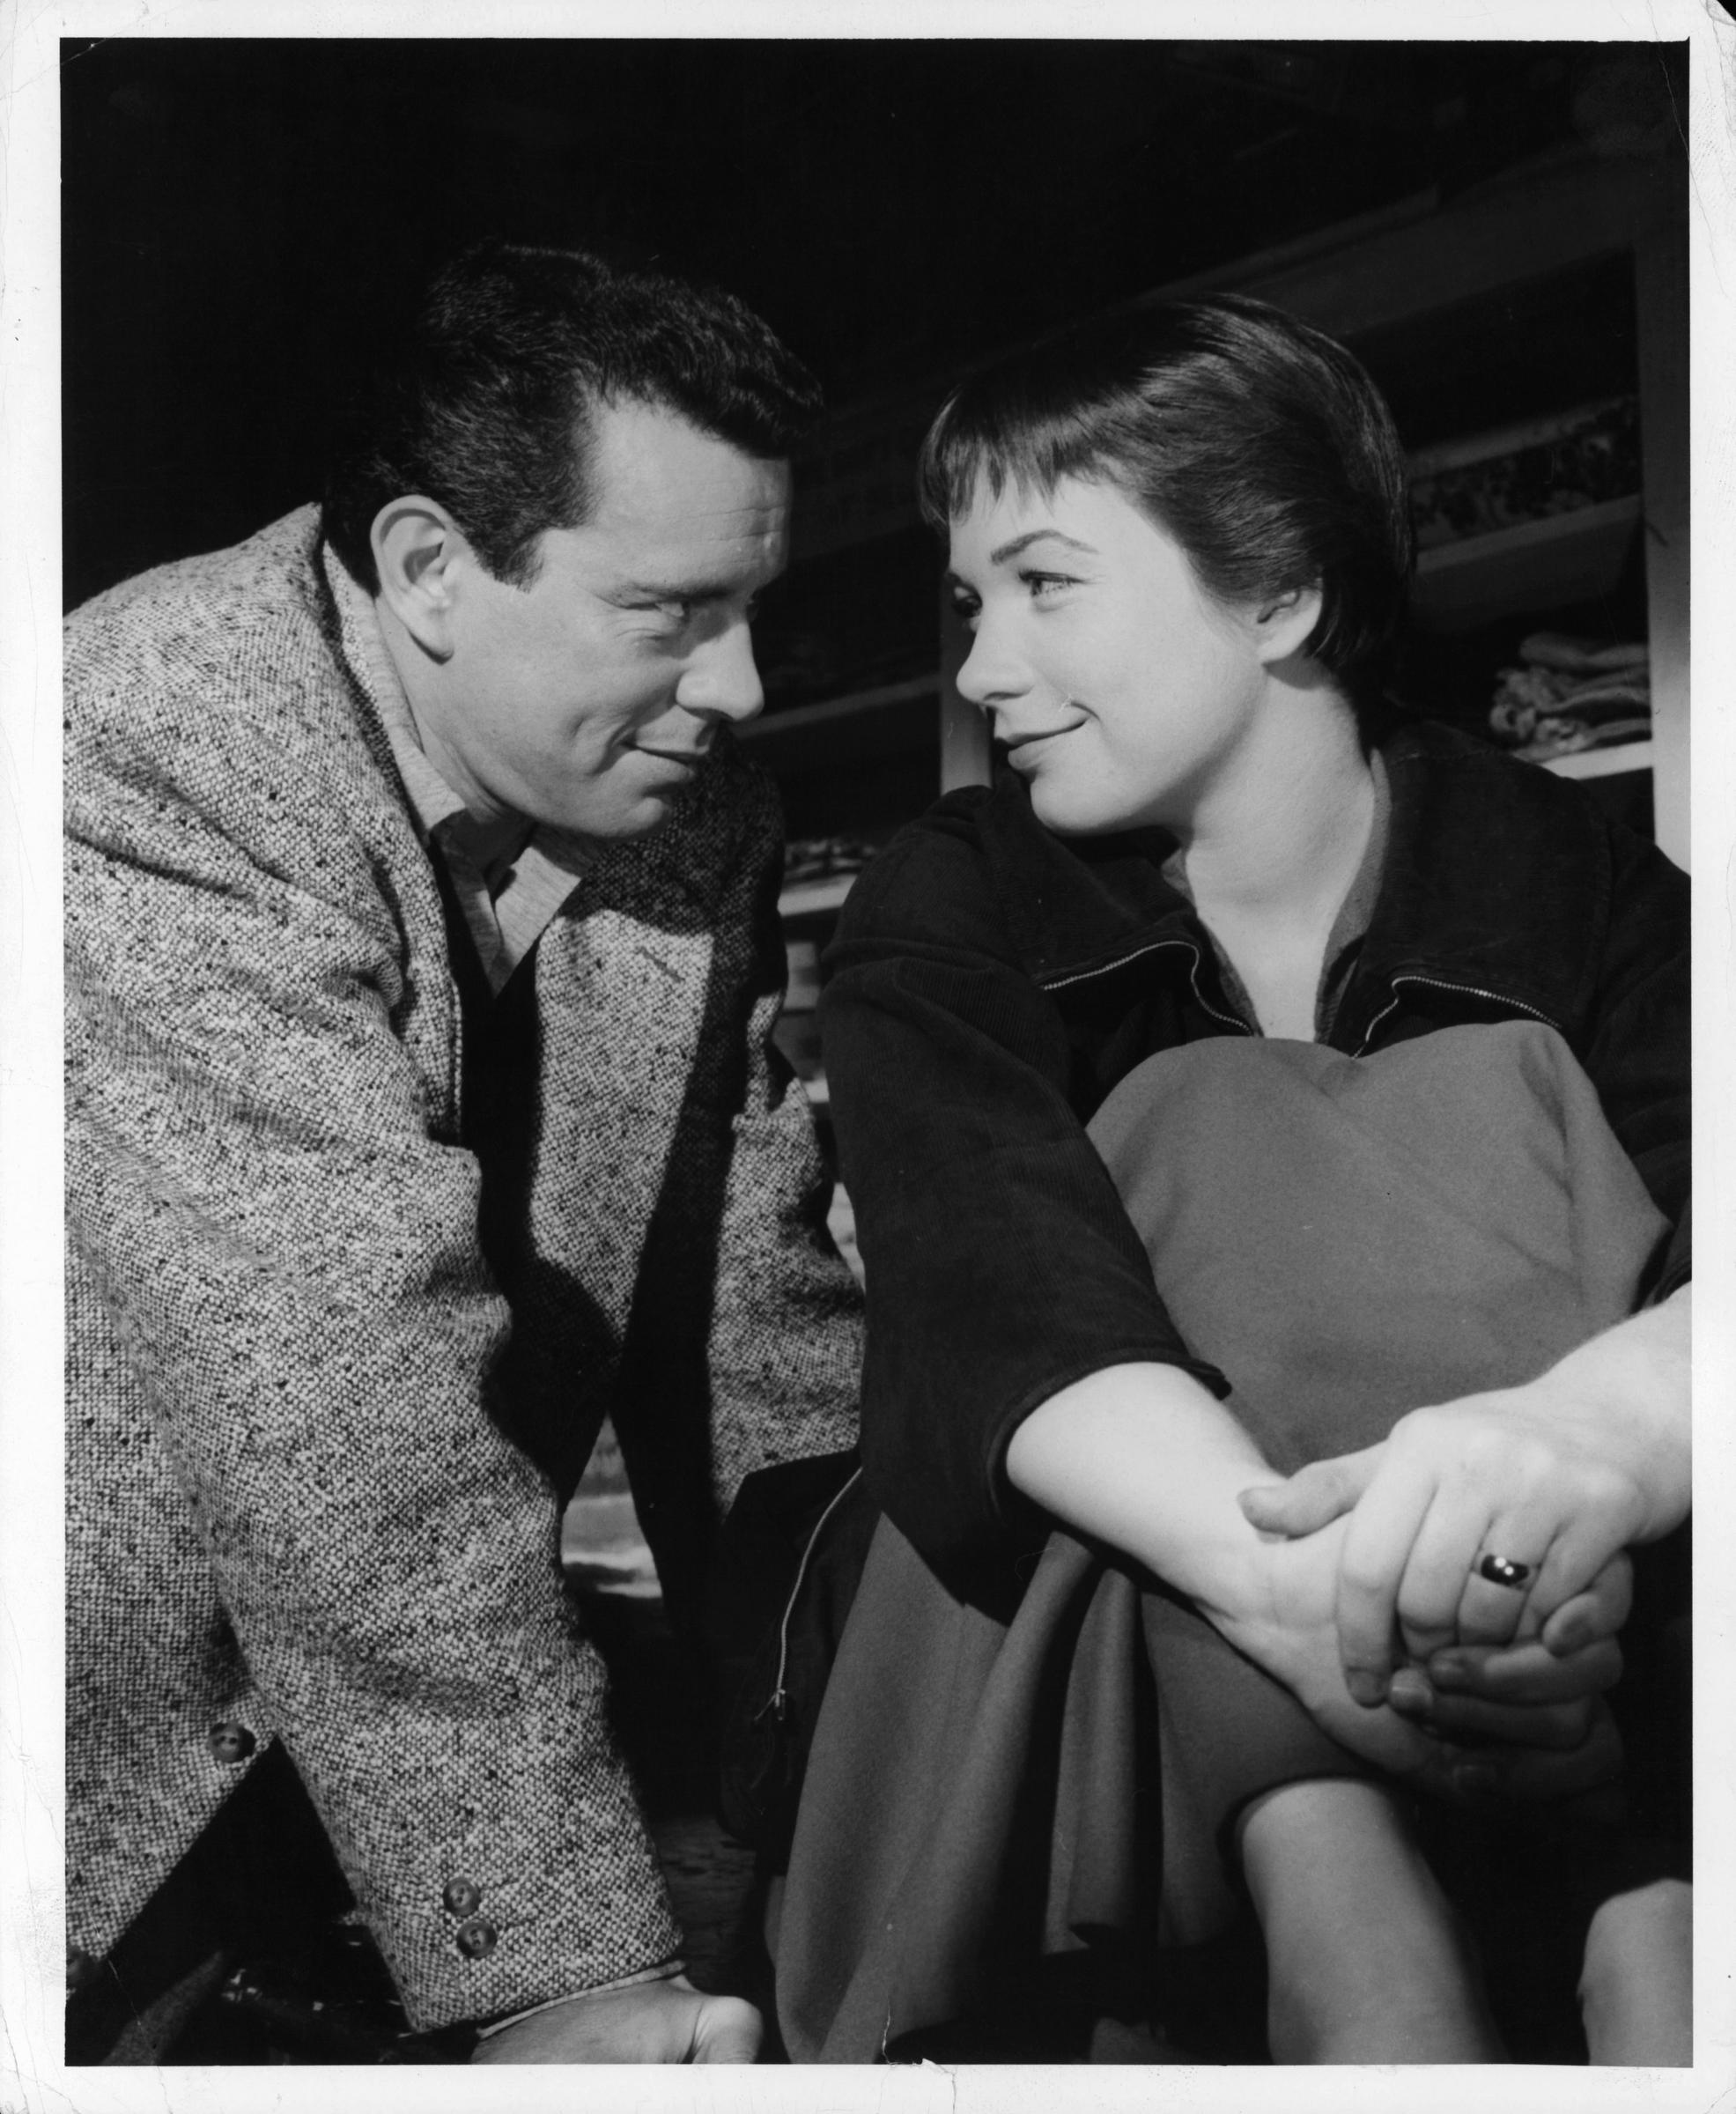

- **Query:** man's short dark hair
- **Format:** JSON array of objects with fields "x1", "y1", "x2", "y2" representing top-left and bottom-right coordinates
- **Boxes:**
[
  {"x1": 917, "y1": 294, "x2": 1414, "y2": 712},
  {"x1": 323, "y1": 241, "x2": 824, "y2": 592}
]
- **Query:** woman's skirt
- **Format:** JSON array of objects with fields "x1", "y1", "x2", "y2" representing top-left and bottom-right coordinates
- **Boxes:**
[{"x1": 773, "y1": 1022, "x2": 1675, "y2": 2061}]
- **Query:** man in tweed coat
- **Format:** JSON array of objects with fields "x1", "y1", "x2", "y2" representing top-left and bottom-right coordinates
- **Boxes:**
[{"x1": 64, "y1": 243, "x2": 862, "y2": 2062}]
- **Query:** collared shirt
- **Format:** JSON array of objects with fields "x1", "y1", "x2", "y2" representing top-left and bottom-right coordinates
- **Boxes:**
[
  {"x1": 1161, "y1": 748, "x2": 1392, "y2": 1040},
  {"x1": 323, "y1": 546, "x2": 591, "y2": 995}
]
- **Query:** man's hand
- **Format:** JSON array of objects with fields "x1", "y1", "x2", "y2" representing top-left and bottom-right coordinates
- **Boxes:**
[
  {"x1": 470, "y1": 1975, "x2": 763, "y2": 2064},
  {"x1": 1227, "y1": 1507, "x2": 1624, "y2": 1807},
  {"x1": 1384, "y1": 1554, "x2": 1630, "y2": 1746}
]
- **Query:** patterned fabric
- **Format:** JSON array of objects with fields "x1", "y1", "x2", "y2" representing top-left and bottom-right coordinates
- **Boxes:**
[{"x1": 63, "y1": 506, "x2": 862, "y2": 2029}]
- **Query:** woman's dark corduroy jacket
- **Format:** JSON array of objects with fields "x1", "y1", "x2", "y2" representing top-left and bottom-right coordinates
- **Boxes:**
[{"x1": 818, "y1": 720, "x2": 1690, "y2": 1591}]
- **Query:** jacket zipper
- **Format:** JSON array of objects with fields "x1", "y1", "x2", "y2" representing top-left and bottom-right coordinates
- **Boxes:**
[
  {"x1": 1039, "y1": 936, "x2": 1252, "y2": 1035},
  {"x1": 1353, "y1": 973, "x2": 1561, "y2": 1058},
  {"x1": 756, "y1": 1465, "x2": 864, "y2": 1726},
  {"x1": 1044, "y1": 947, "x2": 1559, "y2": 1054}
]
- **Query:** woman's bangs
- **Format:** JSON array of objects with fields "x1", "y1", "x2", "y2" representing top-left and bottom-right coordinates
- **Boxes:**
[{"x1": 918, "y1": 390, "x2": 1086, "y2": 531}]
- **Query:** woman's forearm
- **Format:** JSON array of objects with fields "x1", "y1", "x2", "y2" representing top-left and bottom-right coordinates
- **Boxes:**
[
  {"x1": 1003, "y1": 1361, "x2": 1283, "y2": 1628},
  {"x1": 1003, "y1": 1359, "x2": 1626, "y2": 1792}
]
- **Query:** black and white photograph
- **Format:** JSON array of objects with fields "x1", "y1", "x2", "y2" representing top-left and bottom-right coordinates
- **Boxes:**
[{"x1": 4, "y1": 5, "x2": 1734, "y2": 2110}]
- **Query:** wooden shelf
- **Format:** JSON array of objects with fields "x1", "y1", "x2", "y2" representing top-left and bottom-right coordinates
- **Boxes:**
[
  {"x1": 743, "y1": 675, "x2": 940, "y2": 786},
  {"x1": 742, "y1": 674, "x2": 936, "y2": 744},
  {"x1": 1539, "y1": 737, "x2": 1653, "y2": 781},
  {"x1": 1407, "y1": 397, "x2": 1632, "y2": 483},
  {"x1": 1411, "y1": 496, "x2": 1642, "y2": 632}
]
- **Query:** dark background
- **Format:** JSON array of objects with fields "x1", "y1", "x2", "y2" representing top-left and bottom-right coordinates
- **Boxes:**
[
  {"x1": 60, "y1": 40, "x2": 1683, "y2": 587},
  {"x1": 61, "y1": 38, "x2": 1685, "y2": 837}
]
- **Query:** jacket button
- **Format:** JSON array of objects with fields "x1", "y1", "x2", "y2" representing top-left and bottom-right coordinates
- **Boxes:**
[
  {"x1": 454, "y1": 1916, "x2": 499, "y2": 1961},
  {"x1": 66, "y1": 1945, "x2": 104, "y2": 1992},
  {"x1": 442, "y1": 1877, "x2": 482, "y2": 1917},
  {"x1": 208, "y1": 1721, "x2": 256, "y2": 1765}
]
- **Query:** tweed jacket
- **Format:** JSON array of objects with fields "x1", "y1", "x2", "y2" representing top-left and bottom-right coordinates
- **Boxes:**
[{"x1": 63, "y1": 506, "x2": 862, "y2": 2029}]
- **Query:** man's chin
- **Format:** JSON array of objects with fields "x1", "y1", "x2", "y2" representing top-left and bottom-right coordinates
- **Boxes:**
[{"x1": 550, "y1": 789, "x2": 684, "y2": 848}]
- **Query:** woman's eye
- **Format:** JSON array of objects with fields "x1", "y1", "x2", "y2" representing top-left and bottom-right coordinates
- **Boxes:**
[
  {"x1": 948, "y1": 593, "x2": 981, "y2": 628},
  {"x1": 1023, "y1": 571, "x2": 1074, "y2": 602}
]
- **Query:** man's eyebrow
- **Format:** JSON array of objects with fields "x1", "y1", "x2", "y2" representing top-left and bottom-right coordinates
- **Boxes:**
[
  {"x1": 617, "y1": 568, "x2": 782, "y2": 603},
  {"x1": 618, "y1": 577, "x2": 730, "y2": 602}
]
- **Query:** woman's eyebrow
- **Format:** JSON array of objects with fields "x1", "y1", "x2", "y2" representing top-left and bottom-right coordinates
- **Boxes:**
[{"x1": 987, "y1": 528, "x2": 1097, "y2": 565}]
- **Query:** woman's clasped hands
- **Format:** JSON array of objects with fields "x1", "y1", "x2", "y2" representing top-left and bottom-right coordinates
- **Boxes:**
[{"x1": 1233, "y1": 1290, "x2": 1690, "y2": 1807}]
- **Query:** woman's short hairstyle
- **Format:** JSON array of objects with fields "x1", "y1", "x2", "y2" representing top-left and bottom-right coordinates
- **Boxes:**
[
  {"x1": 323, "y1": 240, "x2": 824, "y2": 593},
  {"x1": 917, "y1": 294, "x2": 1414, "y2": 708}
]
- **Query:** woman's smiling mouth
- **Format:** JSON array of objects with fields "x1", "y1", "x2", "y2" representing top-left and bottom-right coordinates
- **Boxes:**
[{"x1": 1000, "y1": 722, "x2": 1084, "y2": 765}]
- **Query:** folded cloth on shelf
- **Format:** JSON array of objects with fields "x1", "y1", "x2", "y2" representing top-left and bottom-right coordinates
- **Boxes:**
[
  {"x1": 1512, "y1": 713, "x2": 1654, "y2": 763},
  {"x1": 1489, "y1": 634, "x2": 1651, "y2": 755}
]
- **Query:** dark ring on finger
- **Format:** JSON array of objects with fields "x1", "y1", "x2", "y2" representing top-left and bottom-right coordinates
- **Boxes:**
[{"x1": 1476, "y1": 1553, "x2": 1533, "y2": 1590}]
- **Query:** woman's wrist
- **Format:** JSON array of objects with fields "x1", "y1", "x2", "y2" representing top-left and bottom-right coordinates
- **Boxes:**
[
  {"x1": 1004, "y1": 1361, "x2": 1282, "y2": 1622},
  {"x1": 1208, "y1": 1530, "x2": 1335, "y2": 1692}
]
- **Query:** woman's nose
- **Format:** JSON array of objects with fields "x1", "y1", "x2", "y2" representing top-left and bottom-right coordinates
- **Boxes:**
[{"x1": 953, "y1": 620, "x2": 1029, "y2": 711}]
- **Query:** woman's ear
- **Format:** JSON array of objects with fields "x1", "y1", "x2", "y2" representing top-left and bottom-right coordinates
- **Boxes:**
[
  {"x1": 1251, "y1": 582, "x2": 1324, "y2": 667},
  {"x1": 370, "y1": 498, "x2": 466, "y2": 662}
]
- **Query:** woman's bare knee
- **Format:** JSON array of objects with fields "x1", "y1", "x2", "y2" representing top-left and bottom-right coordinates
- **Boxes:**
[{"x1": 1580, "y1": 1877, "x2": 1691, "y2": 2066}]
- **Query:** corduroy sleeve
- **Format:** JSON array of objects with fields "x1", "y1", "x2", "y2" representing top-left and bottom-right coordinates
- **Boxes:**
[
  {"x1": 64, "y1": 671, "x2": 682, "y2": 2029},
  {"x1": 817, "y1": 804, "x2": 1228, "y2": 1579},
  {"x1": 1581, "y1": 817, "x2": 1691, "y2": 1303}
]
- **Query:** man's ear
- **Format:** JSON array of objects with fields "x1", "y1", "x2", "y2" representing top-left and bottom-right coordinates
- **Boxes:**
[
  {"x1": 1251, "y1": 581, "x2": 1324, "y2": 667},
  {"x1": 370, "y1": 499, "x2": 467, "y2": 662}
]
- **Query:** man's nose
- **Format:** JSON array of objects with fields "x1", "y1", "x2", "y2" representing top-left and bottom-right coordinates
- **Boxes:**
[{"x1": 677, "y1": 619, "x2": 765, "y2": 726}]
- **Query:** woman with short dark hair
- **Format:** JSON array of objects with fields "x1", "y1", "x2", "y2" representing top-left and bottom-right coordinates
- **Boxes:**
[{"x1": 772, "y1": 296, "x2": 1690, "y2": 2065}]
